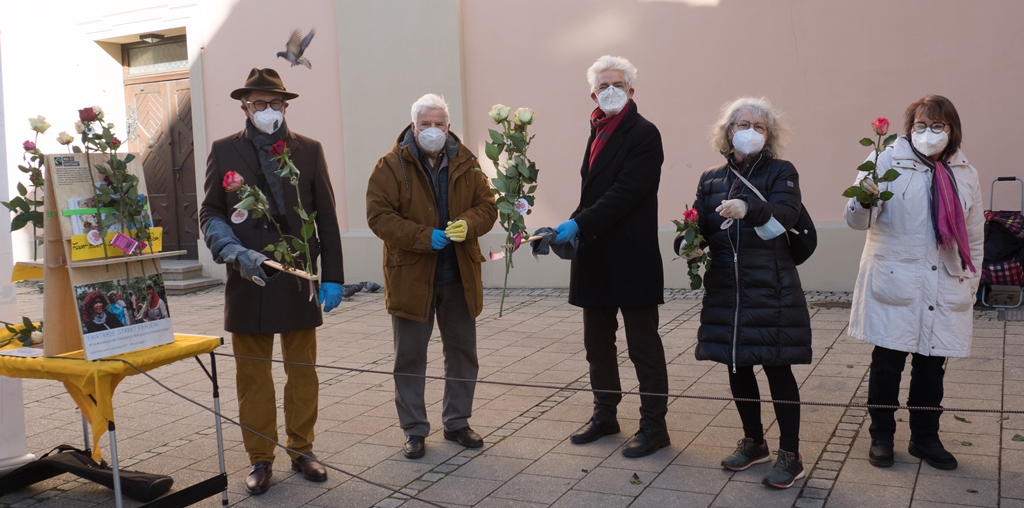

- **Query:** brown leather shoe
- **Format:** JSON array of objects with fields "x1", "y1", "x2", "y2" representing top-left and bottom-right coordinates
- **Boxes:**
[
  {"x1": 291, "y1": 452, "x2": 328, "y2": 482},
  {"x1": 245, "y1": 461, "x2": 272, "y2": 495}
]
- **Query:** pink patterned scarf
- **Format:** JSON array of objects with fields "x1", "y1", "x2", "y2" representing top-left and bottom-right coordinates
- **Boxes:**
[{"x1": 931, "y1": 160, "x2": 976, "y2": 273}]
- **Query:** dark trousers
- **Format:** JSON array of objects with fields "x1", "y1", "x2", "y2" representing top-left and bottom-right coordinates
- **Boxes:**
[
  {"x1": 728, "y1": 365, "x2": 801, "y2": 455},
  {"x1": 392, "y1": 283, "x2": 478, "y2": 437},
  {"x1": 867, "y1": 345, "x2": 947, "y2": 444},
  {"x1": 582, "y1": 305, "x2": 668, "y2": 430}
]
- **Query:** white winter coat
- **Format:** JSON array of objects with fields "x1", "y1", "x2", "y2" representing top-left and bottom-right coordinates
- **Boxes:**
[{"x1": 845, "y1": 137, "x2": 984, "y2": 358}]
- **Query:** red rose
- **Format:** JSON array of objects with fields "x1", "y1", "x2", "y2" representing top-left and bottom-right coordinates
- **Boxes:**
[
  {"x1": 222, "y1": 171, "x2": 244, "y2": 192},
  {"x1": 871, "y1": 117, "x2": 889, "y2": 136},
  {"x1": 683, "y1": 207, "x2": 699, "y2": 223},
  {"x1": 23, "y1": 140, "x2": 36, "y2": 151},
  {"x1": 270, "y1": 140, "x2": 288, "y2": 157},
  {"x1": 78, "y1": 107, "x2": 98, "y2": 122},
  {"x1": 110, "y1": 137, "x2": 122, "y2": 150}
]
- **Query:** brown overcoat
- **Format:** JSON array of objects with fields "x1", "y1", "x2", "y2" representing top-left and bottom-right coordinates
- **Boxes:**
[
  {"x1": 366, "y1": 128, "x2": 496, "y2": 322},
  {"x1": 200, "y1": 129, "x2": 344, "y2": 334}
]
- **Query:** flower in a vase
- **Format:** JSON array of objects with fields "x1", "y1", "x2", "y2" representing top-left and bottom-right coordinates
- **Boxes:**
[
  {"x1": 29, "y1": 116, "x2": 50, "y2": 134},
  {"x1": 78, "y1": 107, "x2": 98, "y2": 122},
  {"x1": 56, "y1": 131, "x2": 74, "y2": 145}
]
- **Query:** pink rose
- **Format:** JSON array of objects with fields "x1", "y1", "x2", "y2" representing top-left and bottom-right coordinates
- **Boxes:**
[
  {"x1": 871, "y1": 117, "x2": 889, "y2": 136},
  {"x1": 78, "y1": 107, "x2": 98, "y2": 122},
  {"x1": 683, "y1": 207, "x2": 699, "y2": 224},
  {"x1": 222, "y1": 171, "x2": 244, "y2": 192},
  {"x1": 23, "y1": 140, "x2": 36, "y2": 151}
]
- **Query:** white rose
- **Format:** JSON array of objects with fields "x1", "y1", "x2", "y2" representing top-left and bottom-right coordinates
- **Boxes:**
[
  {"x1": 488, "y1": 104, "x2": 510, "y2": 123},
  {"x1": 29, "y1": 115, "x2": 51, "y2": 134},
  {"x1": 511, "y1": 107, "x2": 534, "y2": 126},
  {"x1": 30, "y1": 331, "x2": 44, "y2": 345},
  {"x1": 74, "y1": 121, "x2": 86, "y2": 134},
  {"x1": 57, "y1": 131, "x2": 75, "y2": 145}
]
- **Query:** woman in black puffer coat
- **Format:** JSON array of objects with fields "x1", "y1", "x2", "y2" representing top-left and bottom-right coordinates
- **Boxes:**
[{"x1": 679, "y1": 97, "x2": 811, "y2": 489}]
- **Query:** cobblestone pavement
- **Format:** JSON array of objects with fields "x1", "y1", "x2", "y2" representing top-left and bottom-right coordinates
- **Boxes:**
[{"x1": 2, "y1": 285, "x2": 1022, "y2": 507}]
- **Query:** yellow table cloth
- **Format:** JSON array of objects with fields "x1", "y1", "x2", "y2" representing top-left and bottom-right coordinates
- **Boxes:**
[{"x1": 0, "y1": 334, "x2": 221, "y2": 461}]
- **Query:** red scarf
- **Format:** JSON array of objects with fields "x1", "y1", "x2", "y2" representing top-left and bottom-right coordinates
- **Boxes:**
[{"x1": 588, "y1": 101, "x2": 630, "y2": 170}]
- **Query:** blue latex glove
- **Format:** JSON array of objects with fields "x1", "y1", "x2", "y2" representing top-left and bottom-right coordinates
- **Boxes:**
[
  {"x1": 319, "y1": 282, "x2": 343, "y2": 312},
  {"x1": 553, "y1": 219, "x2": 579, "y2": 244},
  {"x1": 431, "y1": 229, "x2": 451, "y2": 250}
]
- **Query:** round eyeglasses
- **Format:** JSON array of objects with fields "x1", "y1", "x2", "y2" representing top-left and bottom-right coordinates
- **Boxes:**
[
  {"x1": 245, "y1": 99, "x2": 286, "y2": 112},
  {"x1": 913, "y1": 122, "x2": 948, "y2": 134},
  {"x1": 731, "y1": 121, "x2": 768, "y2": 134}
]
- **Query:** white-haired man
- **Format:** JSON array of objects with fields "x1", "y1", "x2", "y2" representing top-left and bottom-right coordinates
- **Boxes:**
[
  {"x1": 553, "y1": 55, "x2": 671, "y2": 458},
  {"x1": 367, "y1": 93, "x2": 497, "y2": 459}
]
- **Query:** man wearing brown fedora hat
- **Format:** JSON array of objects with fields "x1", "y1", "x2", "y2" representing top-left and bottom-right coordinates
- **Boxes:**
[{"x1": 199, "y1": 67, "x2": 345, "y2": 495}]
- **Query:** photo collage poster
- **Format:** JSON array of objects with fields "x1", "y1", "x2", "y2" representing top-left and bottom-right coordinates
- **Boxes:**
[{"x1": 73, "y1": 273, "x2": 173, "y2": 359}]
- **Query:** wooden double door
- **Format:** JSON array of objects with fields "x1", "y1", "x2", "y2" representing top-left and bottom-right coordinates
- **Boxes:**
[{"x1": 125, "y1": 78, "x2": 199, "y2": 258}]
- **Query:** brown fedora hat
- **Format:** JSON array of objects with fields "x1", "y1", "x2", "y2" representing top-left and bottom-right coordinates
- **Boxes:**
[{"x1": 230, "y1": 67, "x2": 299, "y2": 100}]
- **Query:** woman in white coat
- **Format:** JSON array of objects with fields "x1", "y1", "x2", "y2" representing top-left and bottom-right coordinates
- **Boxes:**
[{"x1": 845, "y1": 95, "x2": 983, "y2": 471}]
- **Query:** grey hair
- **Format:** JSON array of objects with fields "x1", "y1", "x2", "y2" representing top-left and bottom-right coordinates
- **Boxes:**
[
  {"x1": 586, "y1": 55, "x2": 637, "y2": 92},
  {"x1": 710, "y1": 96, "x2": 789, "y2": 158},
  {"x1": 410, "y1": 93, "x2": 450, "y2": 124}
]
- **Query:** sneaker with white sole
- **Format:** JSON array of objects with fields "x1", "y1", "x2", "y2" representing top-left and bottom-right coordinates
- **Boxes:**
[
  {"x1": 762, "y1": 450, "x2": 805, "y2": 489},
  {"x1": 721, "y1": 438, "x2": 771, "y2": 471}
]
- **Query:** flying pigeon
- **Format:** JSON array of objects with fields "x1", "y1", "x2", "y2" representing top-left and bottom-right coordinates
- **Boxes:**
[{"x1": 277, "y1": 28, "x2": 315, "y2": 69}]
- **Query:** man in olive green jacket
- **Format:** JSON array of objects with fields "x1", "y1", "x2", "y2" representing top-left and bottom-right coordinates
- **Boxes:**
[{"x1": 366, "y1": 93, "x2": 496, "y2": 460}]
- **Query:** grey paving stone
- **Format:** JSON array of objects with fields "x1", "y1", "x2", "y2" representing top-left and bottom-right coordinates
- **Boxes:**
[
  {"x1": 449, "y1": 454, "x2": 532, "y2": 482},
  {"x1": 549, "y1": 489, "x2": 633, "y2": 508},
  {"x1": 489, "y1": 473, "x2": 576, "y2": 504},
  {"x1": 630, "y1": 488, "x2": 715, "y2": 508}
]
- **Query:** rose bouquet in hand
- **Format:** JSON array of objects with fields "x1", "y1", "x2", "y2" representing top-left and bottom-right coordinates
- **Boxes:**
[
  {"x1": 672, "y1": 207, "x2": 710, "y2": 290},
  {"x1": 842, "y1": 117, "x2": 900, "y2": 228},
  {"x1": 483, "y1": 104, "x2": 540, "y2": 316}
]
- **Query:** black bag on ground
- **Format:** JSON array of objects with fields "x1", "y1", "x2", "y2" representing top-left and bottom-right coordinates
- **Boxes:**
[
  {"x1": 0, "y1": 445, "x2": 173, "y2": 502},
  {"x1": 787, "y1": 204, "x2": 817, "y2": 265}
]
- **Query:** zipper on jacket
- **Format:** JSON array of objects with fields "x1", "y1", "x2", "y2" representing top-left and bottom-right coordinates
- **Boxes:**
[{"x1": 731, "y1": 224, "x2": 740, "y2": 374}]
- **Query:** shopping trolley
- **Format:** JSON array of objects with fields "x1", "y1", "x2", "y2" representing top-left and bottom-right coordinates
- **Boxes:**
[{"x1": 979, "y1": 176, "x2": 1024, "y2": 308}]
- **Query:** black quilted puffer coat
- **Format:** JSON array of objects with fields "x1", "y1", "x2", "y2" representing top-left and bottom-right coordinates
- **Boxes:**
[{"x1": 688, "y1": 151, "x2": 812, "y2": 369}]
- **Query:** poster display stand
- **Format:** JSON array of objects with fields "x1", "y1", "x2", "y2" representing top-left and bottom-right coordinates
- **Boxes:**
[{"x1": 41, "y1": 153, "x2": 185, "y2": 359}]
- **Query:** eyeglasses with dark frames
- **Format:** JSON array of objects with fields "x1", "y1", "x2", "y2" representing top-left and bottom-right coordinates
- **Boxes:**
[
  {"x1": 245, "y1": 99, "x2": 286, "y2": 112},
  {"x1": 913, "y1": 122, "x2": 948, "y2": 134}
]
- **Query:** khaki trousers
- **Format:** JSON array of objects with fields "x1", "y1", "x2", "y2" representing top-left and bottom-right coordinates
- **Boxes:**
[{"x1": 232, "y1": 328, "x2": 318, "y2": 464}]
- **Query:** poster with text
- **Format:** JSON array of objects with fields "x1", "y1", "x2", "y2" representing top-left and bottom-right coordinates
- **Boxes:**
[{"x1": 74, "y1": 273, "x2": 173, "y2": 360}]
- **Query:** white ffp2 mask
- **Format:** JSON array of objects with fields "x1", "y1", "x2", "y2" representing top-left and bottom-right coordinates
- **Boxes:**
[
  {"x1": 417, "y1": 127, "x2": 447, "y2": 154},
  {"x1": 597, "y1": 86, "x2": 628, "y2": 116},
  {"x1": 912, "y1": 130, "x2": 949, "y2": 157},
  {"x1": 252, "y1": 109, "x2": 283, "y2": 135},
  {"x1": 732, "y1": 128, "x2": 765, "y2": 155}
]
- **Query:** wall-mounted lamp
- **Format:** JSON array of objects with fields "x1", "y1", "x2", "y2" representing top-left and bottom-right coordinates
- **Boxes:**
[{"x1": 139, "y1": 33, "x2": 165, "y2": 44}]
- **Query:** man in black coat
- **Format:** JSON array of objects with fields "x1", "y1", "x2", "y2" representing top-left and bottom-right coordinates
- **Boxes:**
[{"x1": 552, "y1": 55, "x2": 670, "y2": 458}]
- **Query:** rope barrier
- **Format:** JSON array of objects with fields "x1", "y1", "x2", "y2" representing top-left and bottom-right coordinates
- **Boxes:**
[{"x1": 213, "y1": 352, "x2": 1024, "y2": 415}]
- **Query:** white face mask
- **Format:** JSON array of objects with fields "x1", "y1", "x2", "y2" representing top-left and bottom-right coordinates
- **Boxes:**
[
  {"x1": 252, "y1": 108, "x2": 284, "y2": 135},
  {"x1": 596, "y1": 86, "x2": 629, "y2": 116},
  {"x1": 417, "y1": 127, "x2": 447, "y2": 154},
  {"x1": 912, "y1": 130, "x2": 949, "y2": 157},
  {"x1": 732, "y1": 128, "x2": 765, "y2": 155}
]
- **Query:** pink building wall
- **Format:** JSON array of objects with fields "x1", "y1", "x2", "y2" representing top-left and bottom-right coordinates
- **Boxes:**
[
  {"x1": 200, "y1": 0, "x2": 348, "y2": 229},
  {"x1": 461, "y1": 0, "x2": 1024, "y2": 228}
]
